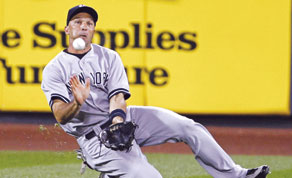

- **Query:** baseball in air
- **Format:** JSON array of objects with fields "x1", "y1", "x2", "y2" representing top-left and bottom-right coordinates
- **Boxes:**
[{"x1": 73, "y1": 38, "x2": 86, "y2": 50}]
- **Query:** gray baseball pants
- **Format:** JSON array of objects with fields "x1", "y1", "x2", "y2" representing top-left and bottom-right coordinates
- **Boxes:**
[{"x1": 77, "y1": 106, "x2": 248, "y2": 178}]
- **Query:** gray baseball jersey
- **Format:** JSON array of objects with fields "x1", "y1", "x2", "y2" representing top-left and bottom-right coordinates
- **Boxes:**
[
  {"x1": 42, "y1": 43, "x2": 249, "y2": 178},
  {"x1": 41, "y1": 44, "x2": 130, "y2": 137}
]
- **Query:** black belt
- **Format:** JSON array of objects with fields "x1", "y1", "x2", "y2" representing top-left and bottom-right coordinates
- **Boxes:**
[
  {"x1": 85, "y1": 130, "x2": 97, "y2": 140},
  {"x1": 85, "y1": 120, "x2": 111, "y2": 140}
]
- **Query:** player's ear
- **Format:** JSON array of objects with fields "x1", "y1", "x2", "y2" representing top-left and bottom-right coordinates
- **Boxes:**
[{"x1": 64, "y1": 26, "x2": 69, "y2": 35}]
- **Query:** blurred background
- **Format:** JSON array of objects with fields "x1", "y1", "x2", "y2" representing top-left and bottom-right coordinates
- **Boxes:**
[{"x1": 0, "y1": 0, "x2": 291, "y2": 159}]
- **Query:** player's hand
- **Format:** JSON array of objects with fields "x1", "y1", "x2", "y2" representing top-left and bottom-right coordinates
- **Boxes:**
[{"x1": 70, "y1": 75, "x2": 90, "y2": 106}]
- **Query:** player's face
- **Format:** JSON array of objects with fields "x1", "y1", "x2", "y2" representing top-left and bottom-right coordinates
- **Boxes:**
[{"x1": 65, "y1": 12, "x2": 95, "y2": 47}]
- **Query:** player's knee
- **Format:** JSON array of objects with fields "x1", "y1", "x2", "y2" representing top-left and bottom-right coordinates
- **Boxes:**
[
  {"x1": 180, "y1": 121, "x2": 209, "y2": 139},
  {"x1": 178, "y1": 119, "x2": 196, "y2": 134}
]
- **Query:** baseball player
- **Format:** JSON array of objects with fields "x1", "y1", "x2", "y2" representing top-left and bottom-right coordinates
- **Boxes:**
[{"x1": 41, "y1": 5, "x2": 270, "y2": 178}]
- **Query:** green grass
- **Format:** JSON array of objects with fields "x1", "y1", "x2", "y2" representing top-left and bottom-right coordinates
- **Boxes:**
[{"x1": 0, "y1": 151, "x2": 291, "y2": 178}]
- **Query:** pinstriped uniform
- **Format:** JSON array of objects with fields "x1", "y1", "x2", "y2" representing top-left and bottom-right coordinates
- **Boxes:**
[
  {"x1": 42, "y1": 43, "x2": 248, "y2": 178},
  {"x1": 42, "y1": 44, "x2": 130, "y2": 136}
]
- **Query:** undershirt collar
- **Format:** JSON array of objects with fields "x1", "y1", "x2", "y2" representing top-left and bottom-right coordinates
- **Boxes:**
[{"x1": 63, "y1": 49, "x2": 90, "y2": 59}]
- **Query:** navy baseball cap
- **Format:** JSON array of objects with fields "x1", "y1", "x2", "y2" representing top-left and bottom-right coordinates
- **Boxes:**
[{"x1": 67, "y1": 5, "x2": 98, "y2": 25}]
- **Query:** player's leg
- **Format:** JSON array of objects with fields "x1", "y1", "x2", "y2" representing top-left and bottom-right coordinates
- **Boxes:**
[
  {"x1": 77, "y1": 133, "x2": 162, "y2": 178},
  {"x1": 127, "y1": 106, "x2": 247, "y2": 178}
]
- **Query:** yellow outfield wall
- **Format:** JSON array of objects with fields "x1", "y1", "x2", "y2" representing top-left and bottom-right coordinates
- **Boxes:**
[{"x1": 0, "y1": 0, "x2": 290, "y2": 114}]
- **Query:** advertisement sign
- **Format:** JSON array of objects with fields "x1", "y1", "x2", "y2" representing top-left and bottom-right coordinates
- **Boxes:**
[{"x1": 0, "y1": 0, "x2": 290, "y2": 114}]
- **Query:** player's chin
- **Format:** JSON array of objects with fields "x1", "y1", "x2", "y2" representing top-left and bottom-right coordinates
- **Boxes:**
[
  {"x1": 84, "y1": 39, "x2": 92, "y2": 46},
  {"x1": 85, "y1": 38, "x2": 93, "y2": 46}
]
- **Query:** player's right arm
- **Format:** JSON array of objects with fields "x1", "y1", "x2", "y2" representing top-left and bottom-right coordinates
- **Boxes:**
[
  {"x1": 52, "y1": 75, "x2": 90, "y2": 124},
  {"x1": 52, "y1": 99, "x2": 81, "y2": 124},
  {"x1": 41, "y1": 62, "x2": 91, "y2": 125}
]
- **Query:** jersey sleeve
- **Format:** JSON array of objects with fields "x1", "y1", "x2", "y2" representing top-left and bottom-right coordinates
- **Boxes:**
[
  {"x1": 107, "y1": 52, "x2": 131, "y2": 100},
  {"x1": 41, "y1": 63, "x2": 71, "y2": 109}
]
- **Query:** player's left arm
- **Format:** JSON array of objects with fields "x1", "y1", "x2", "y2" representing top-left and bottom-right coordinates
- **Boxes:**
[
  {"x1": 106, "y1": 51, "x2": 130, "y2": 125},
  {"x1": 101, "y1": 92, "x2": 137, "y2": 151},
  {"x1": 109, "y1": 92, "x2": 127, "y2": 124}
]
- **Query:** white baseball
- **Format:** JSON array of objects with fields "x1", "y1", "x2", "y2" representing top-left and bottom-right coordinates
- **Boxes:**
[{"x1": 73, "y1": 38, "x2": 86, "y2": 50}]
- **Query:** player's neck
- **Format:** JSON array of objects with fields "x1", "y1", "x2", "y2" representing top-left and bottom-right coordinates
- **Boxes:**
[
  {"x1": 67, "y1": 45, "x2": 91, "y2": 54},
  {"x1": 64, "y1": 49, "x2": 90, "y2": 59}
]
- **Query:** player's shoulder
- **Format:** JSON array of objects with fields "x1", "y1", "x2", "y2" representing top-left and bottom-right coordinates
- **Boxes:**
[
  {"x1": 91, "y1": 44, "x2": 120, "y2": 58},
  {"x1": 43, "y1": 51, "x2": 65, "y2": 73},
  {"x1": 91, "y1": 43, "x2": 116, "y2": 54}
]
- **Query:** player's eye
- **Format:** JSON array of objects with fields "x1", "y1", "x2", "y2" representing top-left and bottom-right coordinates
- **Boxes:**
[
  {"x1": 87, "y1": 21, "x2": 93, "y2": 26},
  {"x1": 75, "y1": 20, "x2": 81, "y2": 24}
]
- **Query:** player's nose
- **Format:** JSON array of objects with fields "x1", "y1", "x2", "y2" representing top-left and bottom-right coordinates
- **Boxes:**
[{"x1": 80, "y1": 22, "x2": 88, "y2": 30}]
